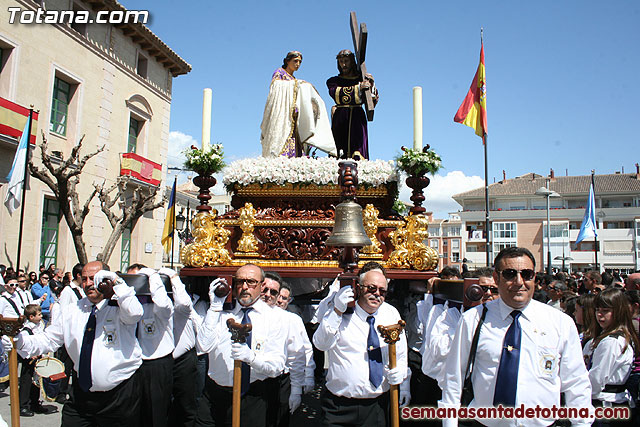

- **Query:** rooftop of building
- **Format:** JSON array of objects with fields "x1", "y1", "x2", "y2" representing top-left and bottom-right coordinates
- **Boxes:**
[
  {"x1": 453, "y1": 170, "x2": 640, "y2": 201},
  {"x1": 88, "y1": 0, "x2": 191, "y2": 76}
]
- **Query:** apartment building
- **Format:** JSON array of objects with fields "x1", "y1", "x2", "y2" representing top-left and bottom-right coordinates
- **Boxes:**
[
  {"x1": 0, "y1": 0, "x2": 190, "y2": 272},
  {"x1": 452, "y1": 169, "x2": 640, "y2": 273}
]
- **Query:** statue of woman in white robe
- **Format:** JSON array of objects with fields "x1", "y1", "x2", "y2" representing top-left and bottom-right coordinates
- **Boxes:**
[{"x1": 260, "y1": 51, "x2": 337, "y2": 157}]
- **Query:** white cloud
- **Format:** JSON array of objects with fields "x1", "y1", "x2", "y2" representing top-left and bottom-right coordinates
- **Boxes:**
[
  {"x1": 398, "y1": 170, "x2": 484, "y2": 218},
  {"x1": 168, "y1": 131, "x2": 199, "y2": 169}
]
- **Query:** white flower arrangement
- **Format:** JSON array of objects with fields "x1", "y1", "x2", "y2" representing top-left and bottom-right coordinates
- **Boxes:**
[{"x1": 222, "y1": 157, "x2": 398, "y2": 190}]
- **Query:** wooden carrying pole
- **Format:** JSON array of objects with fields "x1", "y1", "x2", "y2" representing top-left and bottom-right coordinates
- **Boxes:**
[
  {"x1": 0, "y1": 315, "x2": 26, "y2": 427},
  {"x1": 378, "y1": 320, "x2": 406, "y2": 427},
  {"x1": 227, "y1": 318, "x2": 252, "y2": 427}
]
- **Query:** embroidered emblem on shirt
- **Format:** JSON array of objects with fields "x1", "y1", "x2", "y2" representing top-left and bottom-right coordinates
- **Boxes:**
[
  {"x1": 255, "y1": 339, "x2": 265, "y2": 352},
  {"x1": 539, "y1": 353, "x2": 557, "y2": 375},
  {"x1": 104, "y1": 328, "x2": 117, "y2": 346},
  {"x1": 143, "y1": 320, "x2": 155, "y2": 335}
]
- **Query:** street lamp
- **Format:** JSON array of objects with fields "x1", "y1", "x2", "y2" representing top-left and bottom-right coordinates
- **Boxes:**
[{"x1": 535, "y1": 186, "x2": 560, "y2": 275}]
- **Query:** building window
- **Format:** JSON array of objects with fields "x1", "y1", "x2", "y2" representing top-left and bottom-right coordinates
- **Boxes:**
[
  {"x1": 128, "y1": 117, "x2": 141, "y2": 153},
  {"x1": 40, "y1": 198, "x2": 60, "y2": 268},
  {"x1": 0, "y1": 40, "x2": 15, "y2": 98},
  {"x1": 452, "y1": 240, "x2": 460, "y2": 251},
  {"x1": 70, "y1": 3, "x2": 88, "y2": 36},
  {"x1": 543, "y1": 223, "x2": 568, "y2": 238},
  {"x1": 452, "y1": 252, "x2": 460, "y2": 262},
  {"x1": 430, "y1": 239, "x2": 439, "y2": 249},
  {"x1": 493, "y1": 222, "x2": 517, "y2": 240},
  {"x1": 429, "y1": 228, "x2": 439, "y2": 237},
  {"x1": 50, "y1": 77, "x2": 71, "y2": 136},
  {"x1": 120, "y1": 222, "x2": 132, "y2": 272},
  {"x1": 136, "y1": 53, "x2": 148, "y2": 78}
]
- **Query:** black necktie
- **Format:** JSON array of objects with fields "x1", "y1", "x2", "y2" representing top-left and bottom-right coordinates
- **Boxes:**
[
  {"x1": 493, "y1": 310, "x2": 522, "y2": 406},
  {"x1": 366, "y1": 315, "x2": 383, "y2": 388},
  {"x1": 78, "y1": 305, "x2": 97, "y2": 392},
  {"x1": 240, "y1": 307, "x2": 253, "y2": 395}
]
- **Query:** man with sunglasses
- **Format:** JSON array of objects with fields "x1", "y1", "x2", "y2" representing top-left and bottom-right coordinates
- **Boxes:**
[
  {"x1": 30, "y1": 272, "x2": 55, "y2": 323},
  {"x1": 196, "y1": 263, "x2": 287, "y2": 427},
  {"x1": 440, "y1": 247, "x2": 592, "y2": 427},
  {"x1": 313, "y1": 269, "x2": 408, "y2": 426},
  {"x1": 0, "y1": 275, "x2": 23, "y2": 317},
  {"x1": 261, "y1": 272, "x2": 315, "y2": 426}
]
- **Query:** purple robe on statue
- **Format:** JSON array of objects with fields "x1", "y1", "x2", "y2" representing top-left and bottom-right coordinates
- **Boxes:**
[{"x1": 326, "y1": 75, "x2": 368, "y2": 159}]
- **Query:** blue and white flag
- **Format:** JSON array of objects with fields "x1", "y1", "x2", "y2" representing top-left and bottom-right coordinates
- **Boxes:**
[
  {"x1": 4, "y1": 117, "x2": 30, "y2": 214},
  {"x1": 575, "y1": 183, "x2": 597, "y2": 245}
]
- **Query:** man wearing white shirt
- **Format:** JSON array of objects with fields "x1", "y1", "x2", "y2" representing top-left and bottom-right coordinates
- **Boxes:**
[
  {"x1": 59, "y1": 263, "x2": 86, "y2": 307},
  {"x1": 125, "y1": 263, "x2": 175, "y2": 427},
  {"x1": 314, "y1": 269, "x2": 408, "y2": 426},
  {"x1": 262, "y1": 272, "x2": 315, "y2": 427},
  {"x1": 196, "y1": 263, "x2": 287, "y2": 427},
  {"x1": 439, "y1": 247, "x2": 592, "y2": 427},
  {"x1": 160, "y1": 267, "x2": 201, "y2": 427},
  {"x1": 4, "y1": 260, "x2": 144, "y2": 426},
  {"x1": 0, "y1": 275, "x2": 24, "y2": 317}
]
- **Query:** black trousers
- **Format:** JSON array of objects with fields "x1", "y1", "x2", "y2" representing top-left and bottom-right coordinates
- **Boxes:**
[
  {"x1": 138, "y1": 353, "x2": 174, "y2": 427},
  {"x1": 62, "y1": 372, "x2": 140, "y2": 427},
  {"x1": 196, "y1": 376, "x2": 269, "y2": 427},
  {"x1": 266, "y1": 372, "x2": 291, "y2": 427},
  {"x1": 169, "y1": 348, "x2": 198, "y2": 427},
  {"x1": 18, "y1": 356, "x2": 40, "y2": 409},
  {"x1": 321, "y1": 388, "x2": 389, "y2": 427}
]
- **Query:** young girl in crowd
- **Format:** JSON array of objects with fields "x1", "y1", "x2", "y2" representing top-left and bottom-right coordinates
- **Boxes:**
[
  {"x1": 624, "y1": 290, "x2": 640, "y2": 425},
  {"x1": 584, "y1": 288, "x2": 639, "y2": 426},
  {"x1": 576, "y1": 293, "x2": 598, "y2": 348}
]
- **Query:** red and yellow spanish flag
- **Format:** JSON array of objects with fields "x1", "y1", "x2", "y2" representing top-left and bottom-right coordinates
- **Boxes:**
[{"x1": 454, "y1": 43, "x2": 487, "y2": 139}]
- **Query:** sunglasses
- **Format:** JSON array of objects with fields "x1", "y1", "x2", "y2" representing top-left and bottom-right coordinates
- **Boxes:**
[
  {"x1": 5, "y1": 283, "x2": 18, "y2": 288},
  {"x1": 41, "y1": 277, "x2": 50, "y2": 280},
  {"x1": 547, "y1": 286, "x2": 556, "y2": 291},
  {"x1": 232, "y1": 277, "x2": 261, "y2": 288},
  {"x1": 481, "y1": 285, "x2": 499, "y2": 295},
  {"x1": 261, "y1": 287, "x2": 279, "y2": 296},
  {"x1": 498, "y1": 268, "x2": 535, "y2": 282},
  {"x1": 18, "y1": 280, "x2": 27, "y2": 283},
  {"x1": 360, "y1": 284, "x2": 387, "y2": 297}
]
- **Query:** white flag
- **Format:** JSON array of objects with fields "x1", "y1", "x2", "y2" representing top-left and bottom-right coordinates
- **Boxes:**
[
  {"x1": 575, "y1": 182, "x2": 597, "y2": 245},
  {"x1": 4, "y1": 117, "x2": 30, "y2": 214}
]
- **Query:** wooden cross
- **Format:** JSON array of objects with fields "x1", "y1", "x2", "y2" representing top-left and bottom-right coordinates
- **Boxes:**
[{"x1": 350, "y1": 11, "x2": 375, "y2": 121}]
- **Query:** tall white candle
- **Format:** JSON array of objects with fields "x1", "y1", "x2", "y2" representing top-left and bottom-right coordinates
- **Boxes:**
[
  {"x1": 413, "y1": 86, "x2": 423, "y2": 150},
  {"x1": 202, "y1": 88, "x2": 212, "y2": 151}
]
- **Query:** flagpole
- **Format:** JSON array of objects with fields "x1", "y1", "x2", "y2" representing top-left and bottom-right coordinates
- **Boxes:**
[
  {"x1": 591, "y1": 171, "x2": 598, "y2": 271},
  {"x1": 170, "y1": 175, "x2": 177, "y2": 269},
  {"x1": 15, "y1": 109, "x2": 34, "y2": 272},
  {"x1": 483, "y1": 133, "x2": 491, "y2": 267}
]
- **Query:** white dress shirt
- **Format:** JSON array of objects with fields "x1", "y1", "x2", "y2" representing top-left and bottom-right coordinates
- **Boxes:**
[
  {"x1": 197, "y1": 298, "x2": 287, "y2": 387},
  {"x1": 313, "y1": 300, "x2": 408, "y2": 399},
  {"x1": 192, "y1": 296, "x2": 209, "y2": 356},
  {"x1": 23, "y1": 319, "x2": 45, "y2": 335},
  {"x1": 17, "y1": 283, "x2": 143, "y2": 392},
  {"x1": 583, "y1": 336, "x2": 634, "y2": 404},
  {"x1": 138, "y1": 279, "x2": 175, "y2": 360},
  {"x1": 276, "y1": 307, "x2": 315, "y2": 392},
  {"x1": 440, "y1": 298, "x2": 592, "y2": 427},
  {"x1": 15, "y1": 288, "x2": 36, "y2": 309},
  {"x1": 311, "y1": 277, "x2": 341, "y2": 324},
  {"x1": 423, "y1": 304, "x2": 462, "y2": 387},
  {"x1": 59, "y1": 281, "x2": 85, "y2": 307},
  {"x1": 171, "y1": 278, "x2": 199, "y2": 358},
  {"x1": 0, "y1": 291, "x2": 24, "y2": 316}
]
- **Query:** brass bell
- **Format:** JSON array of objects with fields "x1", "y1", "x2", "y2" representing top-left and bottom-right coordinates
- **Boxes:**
[{"x1": 326, "y1": 200, "x2": 372, "y2": 247}]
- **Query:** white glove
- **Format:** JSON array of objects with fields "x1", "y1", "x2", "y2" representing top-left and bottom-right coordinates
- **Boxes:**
[
  {"x1": 385, "y1": 366, "x2": 405, "y2": 386},
  {"x1": 158, "y1": 267, "x2": 178, "y2": 281},
  {"x1": 231, "y1": 342, "x2": 255, "y2": 364},
  {"x1": 289, "y1": 392, "x2": 302, "y2": 413},
  {"x1": 209, "y1": 278, "x2": 228, "y2": 311},
  {"x1": 303, "y1": 377, "x2": 315, "y2": 394},
  {"x1": 2, "y1": 333, "x2": 22, "y2": 353},
  {"x1": 93, "y1": 270, "x2": 122, "y2": 286},
  {"x1": 1, "y1": 336, "x2": 13, "y2": 353},
  {"x1": 399, "y1": 372, "x2": 411, "y2": 408},
  {"x1": 333, "y1": 286, "x2": 354, "y2": 314}
]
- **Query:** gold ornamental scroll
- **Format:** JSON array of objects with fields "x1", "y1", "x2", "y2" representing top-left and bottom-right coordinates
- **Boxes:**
[
  {"x1": 236, "y1": 203, "x2": 259, "y2": 256},
  {"x1": 387, "y1": 213, "x2": 438, "y2": 270},
  {"x1": 180, "y1": 210, "x2": 232, "y2": 267},
  {"x1": 361, "y1": 204, "x2": 382, "y2": 257}
]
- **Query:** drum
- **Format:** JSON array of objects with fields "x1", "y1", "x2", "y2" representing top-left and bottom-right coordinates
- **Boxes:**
[{"x1": 34, "y1": 356, "x2": 66, "y2": 401}]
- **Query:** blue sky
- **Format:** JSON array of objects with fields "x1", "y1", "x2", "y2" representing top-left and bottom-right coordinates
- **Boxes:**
[{"x1": 120, "y1": 0, "x2": 640, "y2": 217}]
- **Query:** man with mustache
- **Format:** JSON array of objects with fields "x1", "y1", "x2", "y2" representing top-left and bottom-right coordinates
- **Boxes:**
[
  {"x1": 196, "y1": 263, "x2": 287, "y2": 427},
  {"x1": 313, "y1": 269, "x2": 408, "y2": 426}
]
